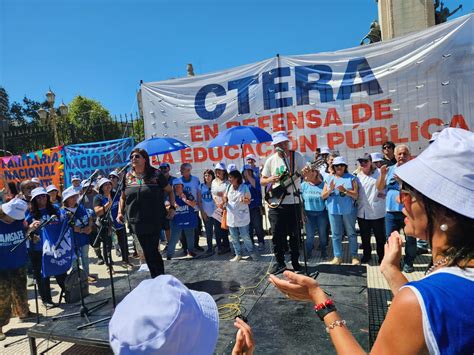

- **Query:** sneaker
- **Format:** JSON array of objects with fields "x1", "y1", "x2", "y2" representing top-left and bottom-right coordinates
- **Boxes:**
[
  {"x1": 0, "y1": 329, "x2": 5, "y2": 341},
  {"x1": 269, "y1": 262, "x2": 286, "y2": 275},
  {"x1": 403, "y1": 264, "x2": 415, "y2": 273},
  {"x1": 18, "y1": 311, "x2": 38, "y2": 322},
  {"x1": 97, "y1": 259, "x2": 105, "y2": 266},
  {"x1": 292, "y1": 262, "x2": 303, "y2": 272},
  {"x1": 187, "y1": 251, "x2": 197, "y2": 258},
  {"x1": 230, "y1": 255, "x2": 242, "y2": 262},
  {"x1": 352, "y1": 257, "x2": 361, "y2": 265},
  {"x1": 166, "y1": 256, "x2": 172, "y2": 261},
  {"x1": 329, "y1": 257, "x2": 342, "y2": 265}
]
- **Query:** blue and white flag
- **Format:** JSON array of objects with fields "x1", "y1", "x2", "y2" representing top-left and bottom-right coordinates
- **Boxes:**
[{"x1": 41, "y1": 212, "x2": 73, "y2": 277}]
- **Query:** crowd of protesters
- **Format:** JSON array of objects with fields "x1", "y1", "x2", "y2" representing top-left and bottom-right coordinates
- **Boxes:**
[{"x1": 0, "y1": 127, "x2": 457, "y2": 346}]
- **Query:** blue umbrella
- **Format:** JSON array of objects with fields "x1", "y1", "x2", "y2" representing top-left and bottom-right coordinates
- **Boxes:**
[
  {"x1": 208, "y1": 126, "x2": 272, "y2": 148},
  {"x1": 135, "y1": 137, "x2": 189, "y2": 156}
]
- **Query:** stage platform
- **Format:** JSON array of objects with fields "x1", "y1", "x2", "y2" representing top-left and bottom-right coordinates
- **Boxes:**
[{"x1": 28, "y1": 260, "x2": 369, "y2": 354}]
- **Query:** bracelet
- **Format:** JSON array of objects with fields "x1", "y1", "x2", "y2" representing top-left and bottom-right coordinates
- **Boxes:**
[
  {"x1": 314, "y1": 299, "x2": 336, "y2": 321},
  {"x1": 326, "y1": 319, "x2": 346, "y2": 333}
]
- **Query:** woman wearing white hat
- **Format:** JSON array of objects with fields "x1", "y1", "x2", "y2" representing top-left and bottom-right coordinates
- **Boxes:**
[
  {"x1": 62, "y1": 188, "x2": 95, "y2": 283},
  {"x1": 322, "y1": 156, "x2": 359, "y2": 265},
  {"x1": 0, "y1": 198, "x2": 34, "y2": 340},
  {"x1": 269, "y1": 128, "x2": 474, "y2": 354},
  {"x1": 26, "y1": 187, "x2": 67, "y2": 307},
  {"x1": 211, "y1": 163, "x2": 231, "y2": 255},
  {"x1": 46, "y1": 185, "x2": 61, "y2": 208}
]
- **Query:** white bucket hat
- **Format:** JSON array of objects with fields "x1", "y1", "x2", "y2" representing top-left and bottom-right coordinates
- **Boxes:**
[
  {"x1": 97, "y1": 177, "x2": 112, "y2": 191},
  {"x1": 71, "y1": 175, "x2": 81, "y2": 182},
  {"x1": 108, "y1": 171, "x2": 120, "y2": 179},
  {"x1": 429, "y1": 131, "x2": 441, "y2": 143},
  {"x1": 271, "y1": 131, "x2": 290, "y2": 145},
  {"x1": 109, "y1": 275, "x2": 219, "y2": 354},
  {"x1": 332, "y1": 156, "x2": 347, "y2": 166},
  {"x1": 62, "y1": 187, "x2": 80, "y2": 203},
  {"x1": 370, "y1": 152, "x2": 384, "y2": 163},
  {"x1": 320, "y1": 147, "x2": 331, "y2": 155},
  {"x1": 227, "y1": 163, "x2": 237, "y2": 173},
  {"x1": 214, "y1": 162, "x2": 226, "y2": 171},
  {"x1": 46, "y1": 184, "x2": 59, "y2": 193},
  {"x1": 1, "y1": 198, "x2": 28, "y2": 220},
  {"x1": 30, "y1": 187, "x2": 48, "y2": 201},
  {"x1": 245, "y1": 154, "x2": 257, "y2": 162},
  {"x1": 396, "y1": 128, "x2": 474, "y2": 218},
  {"x1": 31, "y1": 177, "x2": 41, "y2": 184}
]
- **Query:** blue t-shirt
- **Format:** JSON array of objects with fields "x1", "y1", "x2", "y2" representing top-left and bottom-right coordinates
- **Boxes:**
[
  {"x1": 64, "y1": 205, "x2": 91, "y2": 248},
  {"x1": 0, "y1": 219, "x2": 28, "y2": 270},
  {"x1": 26, "y1": 208, "x2": 56, "y2": 252},
  {"x1": 324, "y1": 173, "x2": 356, "y2": 215},
  {"x1": 244, "y1": 179, "x2": 262, "y2": 209},
  {"x1": 301, "y1": 181, "x2": 326, "y2": 212},
  {"x1": 385, "y1": 165, "x2": 403, "y2": 212},
  {"x1": 199, "y1": 183, "x2": 215, "y2": 217},
  {"x1": 172, "y1": 193, "x2": 198, "y2": 229},
  {"x1": 94, "y1": 191, "x2": 124, "y2": 230}
]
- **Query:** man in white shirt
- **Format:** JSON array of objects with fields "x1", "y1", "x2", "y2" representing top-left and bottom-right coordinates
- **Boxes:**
[{"x1": 261, "y1": 132, "x2": 306, "y2": 274}]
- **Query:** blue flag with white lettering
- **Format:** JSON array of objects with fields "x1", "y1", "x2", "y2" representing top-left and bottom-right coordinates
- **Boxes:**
[{"x1": 41, "y1": 211, "x2": 73, "y2": 277}]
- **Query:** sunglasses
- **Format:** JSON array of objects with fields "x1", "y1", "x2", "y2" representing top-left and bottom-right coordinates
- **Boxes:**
[
  {"x1": 333, "y1": 164, "x2": 345, "y2": 168},
  {"x1": 159, "y1": 166, "x2": 169, "y2": 170},
  {"x1": 359, "y1": 160, "x2": 370, "y2": 164},
  {"x1": 383, "y1": 146, "x2": 393, "y2": 150},
  {"x1": 130, "y1": 154, "x2": 143, "y2": 160},
  {"x1": 109, "y1": 176, "x2": 119, "y2": 179},
  {"x1": 399, "y1": 184, "x2": 417, "y2": 204}
]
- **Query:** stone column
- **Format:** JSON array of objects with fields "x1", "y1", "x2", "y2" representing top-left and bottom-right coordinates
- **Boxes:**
[{"x1": 378, "y1": 0, "x2": 435, "y2": 40}]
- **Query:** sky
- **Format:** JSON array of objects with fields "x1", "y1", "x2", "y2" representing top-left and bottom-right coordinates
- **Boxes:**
[{"x1": 1, "y1": 0, "x2": 468, "y2": 118}]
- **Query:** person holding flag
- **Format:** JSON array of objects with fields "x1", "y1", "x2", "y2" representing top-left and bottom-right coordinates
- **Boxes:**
[{"x1": 27, "y1": 187, "x2": 73, "y2": 307}]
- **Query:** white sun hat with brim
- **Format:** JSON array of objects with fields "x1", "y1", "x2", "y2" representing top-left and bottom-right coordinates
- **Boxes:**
[
  {"x1": 332, "y1": 156, "x2": 348, "y2": 166},
  {"x1": 214, "y1": 162, "x2": 226, "y2": 171},
  {"x1": 46, "y1": 184, "x2": 58, "y2": 193},
  {"x1": 245, "y1": 154, "x2": 257, "y2": 162},
  {"x1": 31, "y1": 177, "x2": 41, "y2": 184},
  {"x1": 30, "y1": 187, "x2": 48, "y2": 201},
  {"x1": 109, "y1": 275, "x2": 219, "y2": 355},
  {"x1": 320, "y1": 147, "x2": 331, "y2": 155},
  {"x1": 271, "y1": 131, "x2": 290, "y2": 145},
  {"x1": 71, "y1": 176, "x2": 81, "y2": 182},
  {"x1": 396, "y1": 128, "x2": 474, "y2": 219},
  {"x1": 227, "y1": 163, "x2": 237, "y2": 173},
  {"x1": 429, "y1": 131, "x2": 441, "y2": 143},
  {"x1": 370, "y1": 152, "x2": 384, "y2": 163},
  {"x1": 97, "y1": 178, "x2": 112, "y2": 191},
  {"x1": 81, "y1": 179, "x2": 94, "y2": 189},
  {"x1": 62, "y1": 187, "x2": 80, "y2": 203},
  {"x1": 1, "y1": 198, "x2": 28, "y2": 220}
]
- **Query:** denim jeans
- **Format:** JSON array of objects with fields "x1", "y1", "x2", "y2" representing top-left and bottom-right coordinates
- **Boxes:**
[
  {"x1": 72, "y1": 244, "x2": 90, "y2": 276},
  {"x1": 228, "y1": 224, "x2": 254, "y2": 256},
  {"x1": 385, "y1": 211, "x2": 417, "y2": 267},
  {"x1": 249, "y1": 207, "x2": 265, "y2": 244},
  {"x1": 304, "y1": 210, "x2": 329, "y2": 255},
  {"x1": 328, "y1": 213, "x2": 358, "y2": 258},
  {"x1": 203, "y1": 217, "x2": 215, "y2": 250},
  {"x1": 167, "y1": 225, "x2": 194, "y2": 258}
]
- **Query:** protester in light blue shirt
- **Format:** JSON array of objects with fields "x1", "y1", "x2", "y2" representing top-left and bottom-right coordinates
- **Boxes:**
[
  {"x1": 322, "y1": 157, "x2": 359, "y2": 265},
  {"x1": 301, "y1": 166, "x2": 329, "y2": 259},
  {"x1": 180, "y1": 163, "x2": 203, "y2": 253}
]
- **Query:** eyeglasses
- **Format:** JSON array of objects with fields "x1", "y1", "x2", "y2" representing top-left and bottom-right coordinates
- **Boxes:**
[
  {"x1": 130, "y1": 154, "x2": 142, "y2": 160},
  {"x1": 399, "y1": 187, "x2": 417, "y2": 204}
]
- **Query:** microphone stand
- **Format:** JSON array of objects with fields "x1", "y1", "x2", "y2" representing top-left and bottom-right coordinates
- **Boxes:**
[
  {"x1": 78, "y1": 163, "x2": 130, "y2": 330},
  {"x1": 52, "y1": 170, "x2": 109, "y2": 328},
  {"x1": 10, "y1": 215, "x2": 57, "y2": 253},
  {"x1": 280, "y1": 149, "x2": 309, "y2": 275}
]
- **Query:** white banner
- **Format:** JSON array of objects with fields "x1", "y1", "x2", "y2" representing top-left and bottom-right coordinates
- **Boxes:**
[{"x1": 141, "y1": 14, "x2": 473, "y2": 175}]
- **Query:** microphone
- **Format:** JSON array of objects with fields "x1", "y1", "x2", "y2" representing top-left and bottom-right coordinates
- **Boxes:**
[{"x1": 276, "y1": 147, "x2": 286, "y2": 156}]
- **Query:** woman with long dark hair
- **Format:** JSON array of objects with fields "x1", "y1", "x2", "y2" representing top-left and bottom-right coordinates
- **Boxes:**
[
  {"x1": 269, "y1": 128, "x2": 474, "y2": 354},
  {"x1": 211, "y1": 163, "x2": 231, "y2": 255},
  {"x1": 199, "y1": 169, "x2": 216, "y2": 255},
  {"x1": 117, "y1": 148, "x2": 175, "y2": 278},
  {"x1": 26, "y1": 187, "x2": 67, "y2": 306}
]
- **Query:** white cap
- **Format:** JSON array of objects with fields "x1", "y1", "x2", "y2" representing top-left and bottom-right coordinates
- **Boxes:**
[
  {"x1": 71, "y1": 175, "x2": 81, "y2": 182},
  {"x1": 31, "y1": 187, "x2": 48, "y2": 201},
  {"x1": 97, "y1": 177, "x2": 112, "y2": 191},
  {"x1": 31, "y1": 177, "x2": 41, "y2": 184},
  {"x1": 1, "y1": 198, "x2": 28, "y2": 220},
  {"x1": 46, "y1": 184, "x2": 58, "y2": 193},
  {"x1": 320, "y1": 147, "x2": 330, "y2": 155},
  {"x1": 214, "y1": 162, "x2": 226, "y2": 171},
  {"x1": 370, "y1": 152, "x2": 384, "y2": 163},
  {"x1": 429, "y1": 131, "x2": 441, "y2": 143},
  {"x1": 108, "y1": 171, "x2": 120, "y2": 178},
  {"x1": 271, "y1": 131, "x2": 290, "y2": 145},
  {"x1": 396, "y1": 128, "x2": 474, "y2": 219},
  {"x1": 62, "y1": 187, "x2": 79, "y2": 203},
  {"x1": 245, "y1": 154, "x2": 257, "y2": 162},
  {"x1": 227, "y1": 163, "x2": 237, "y2": 173},
  {"x1": 332, "y1": 156, "x2": 347, "y2": 166},
  {"x1": 109, "y1": 275, "x2": 219, "y2": 354}
]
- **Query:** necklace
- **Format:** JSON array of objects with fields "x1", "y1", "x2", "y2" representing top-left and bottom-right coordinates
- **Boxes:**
[{"x1": 426, "y1": 256, "x2": 451, "y2": 275}]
